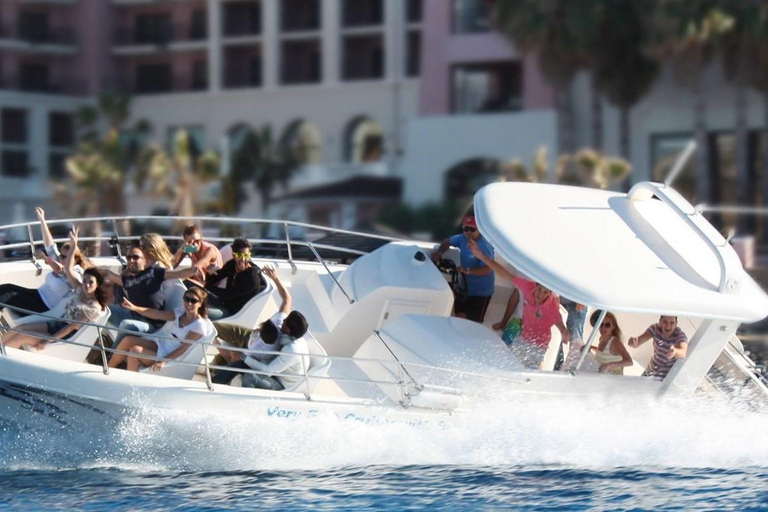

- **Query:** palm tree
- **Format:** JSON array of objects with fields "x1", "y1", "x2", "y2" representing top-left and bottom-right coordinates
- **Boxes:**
[
  {"x1": 231, "y1": 126, "x2": 300, "y2": 213},
  {"x1": 718, "y1": 1, "x2": 762, "y2": 215},
  {"x1": 651, "y1": 1, "x2": 734, "y2": 204},
  {"x1": 591, "y1": 0, "x2": 660, "y2": 161},
  {"x1": 495, "y1": 0, "x2": 596, "y2": 154},
  {"x1": 134, "y1": 129, "x2": 220, "y2": 218}
]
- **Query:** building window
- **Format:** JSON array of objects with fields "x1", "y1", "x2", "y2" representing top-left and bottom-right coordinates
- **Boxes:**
[
  {"x1": 445, "y1": 158, "x2": 503, "y2": 203},
  {"x1": 224, "y1": 46, "x2": 262, "y2": 88},
  {"x1": 452, "y1": 0, "x2": 495, "y2": 34},
  {"x1": 223, "y1": 1, "x2": 261, "y2": 37},
  {"x1": 134, "y1": 13, "x2": 173, "y2": 44},
  {"x1": 281, "y1": 120, "x2": 322, "y2": 165},
  {"x1": 343, "y1": 117, "x2": 383, "y2": 163},
  {"x1": 19, "y1": 62, "x2": 50, "y2": 92},
  {"x1": 48, "y1": 152, "x2": 68, "y2": 181},
  {"x1": 49, "y1": 112, "x2": 74, "y2": 147},
  {"x1": 651, "y1": 134, "x2": 696, "y2": 204},
  {"x1": 190, "y1": 9, "x2": 208, "y2": 40},
  {"x1": 19, "y1": 11, "x2": 50, "y2": 43},
  {"x1": 191, "y1": 60, "x2": 208, "y2": 91},
  {"x1": 281, "y1": 0, "x2": 320, "y2": 32},
  {"x1": 136, "y1": 64, "x2": 172, "y2": 93},
  {"x1": 452, "y1": 62, "x2": 522, "y2": 114},
  {"x1": 281, "y1": 40, "x2": 321, "y2": 84},
  {"x1": 342, "y1": 0, "x2": 383, "y2": 28},
  {"x1": 2, "y1": 109, "x2": 28, "y2": 144},
  {"x1": 406, "y1": 30, "x2": 421, "y2": 77},
  {"x1": 407, "y1": 0, "x2": 423, "y2": 23},
  {"x1": 1, "y1": 150, "x2": 31, "y2": 178},
  {"x1": 342, "y1": 35, "x2": 384, "y2": 81}
]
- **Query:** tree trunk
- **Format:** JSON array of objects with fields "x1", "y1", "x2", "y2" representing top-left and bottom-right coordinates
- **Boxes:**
[
  {"x1": 555, "y1": 84, "x2": 575, "y2": 155},
  {"x1": 619, "y1": 107, "x2": 631, "y2": 160},
  {"x1": 735, "y1": 84, "x2": 750, "y2": 232},
  {"x1": 591, "y1": 76, "x2": 603, "y2": 151},
  {"x1": 693, "y1": 85, "x2": 710, "y2": 205}
]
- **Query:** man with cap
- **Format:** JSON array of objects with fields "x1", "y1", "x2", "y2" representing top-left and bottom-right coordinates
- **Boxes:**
[{"x1": 431, "y1": 213, "x2": 495, "y2": 323}]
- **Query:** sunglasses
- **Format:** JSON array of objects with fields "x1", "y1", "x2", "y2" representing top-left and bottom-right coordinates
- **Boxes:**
[
  {"x1": 183, "y1": 296, "x2": 200, "y2": 304},
  {"x1": 126, "y1": 254, "x2": 143, "y2": 261},
  {"x1": 601, "y1": 322, "x2": 613, "y2": 328},
  {"x1": 462, "y1": 226, "x2": 477, "y2": 233},
  {"x1": 232, "y1": 252, "x2": 251, "y2": 261},
  {"x1": 186, "y1": 239, "x2": 202, "y2": 245}
]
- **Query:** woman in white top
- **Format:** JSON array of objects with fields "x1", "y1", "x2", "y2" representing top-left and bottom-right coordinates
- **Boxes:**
[
  {"x1": 108, "y1": 286, "x2": 212, "y2": 372},
  {"x1": 589, "y1": 311, "x2": 633, "y2": 375},
  {"x1": 1, "y1": 227, "x2": 109, "y2": 350},
  {"x1": 0, "y1": 207, "x2": 89, "y2": 315}
]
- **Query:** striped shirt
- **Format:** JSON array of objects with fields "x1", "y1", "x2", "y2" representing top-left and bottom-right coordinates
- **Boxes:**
[{"x1": 645, "y1": 325, "x2": 688, "y2": 378}]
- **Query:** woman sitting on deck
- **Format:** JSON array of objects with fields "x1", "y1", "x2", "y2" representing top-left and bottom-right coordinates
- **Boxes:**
[
  {"x1": 108, "y1": 286, "x2": 213, "y2": 372},
  {"x1": 1, "y1": 228, "x2": 109, "y2": 350}
]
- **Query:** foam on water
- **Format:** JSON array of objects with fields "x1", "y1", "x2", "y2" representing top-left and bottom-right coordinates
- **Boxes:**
[{"x1": 1, "y1": 385, "x2": 767, "y2": 473}]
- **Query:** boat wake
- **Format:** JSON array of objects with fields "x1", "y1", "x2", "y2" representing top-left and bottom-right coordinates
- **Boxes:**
[{"x1": 1, "y1": 385, "x2": 767, "y2": 472}]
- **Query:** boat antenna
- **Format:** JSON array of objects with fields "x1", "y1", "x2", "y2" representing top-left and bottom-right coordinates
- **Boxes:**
[{"x1": 664, "y1": 140, "x2": 697, "y2": 188}]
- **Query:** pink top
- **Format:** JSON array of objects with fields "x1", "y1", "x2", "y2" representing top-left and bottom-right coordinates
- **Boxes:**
[{"x1": 513, "y1": 277, "x2": 562, "y2": 348}]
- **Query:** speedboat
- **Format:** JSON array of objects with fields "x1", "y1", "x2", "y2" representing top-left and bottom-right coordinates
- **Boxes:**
[{"x1": 0, "y1": 176, "x2": 767, "y2": 430}]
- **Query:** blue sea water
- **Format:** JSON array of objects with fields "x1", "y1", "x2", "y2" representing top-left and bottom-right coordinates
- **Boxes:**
[{"x1": 1, "y1": 393, "x2": 768, "y2": 510}]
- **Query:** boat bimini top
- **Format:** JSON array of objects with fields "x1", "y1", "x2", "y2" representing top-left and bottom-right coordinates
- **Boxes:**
[{"x1": 474, "y1": 180, "x2": 768, "y2": 323}]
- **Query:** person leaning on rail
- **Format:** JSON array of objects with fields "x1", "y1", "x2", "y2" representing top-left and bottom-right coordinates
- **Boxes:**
[{"x1": 210, "y1": 265, "x2": 291, "y2": 385}]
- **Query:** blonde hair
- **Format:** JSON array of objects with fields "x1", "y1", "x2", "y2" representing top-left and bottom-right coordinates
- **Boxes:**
[
  {"x1": 603, "y1": 312, "x2": 623, "y2": 342},
  {"x1": 140, "y1": 233, "x2": 174, "y2": 268}
]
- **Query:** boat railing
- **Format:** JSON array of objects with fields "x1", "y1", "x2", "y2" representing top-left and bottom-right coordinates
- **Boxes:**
[{"x1": 0, "y1": 307, "x2": 530, "y2": 408}]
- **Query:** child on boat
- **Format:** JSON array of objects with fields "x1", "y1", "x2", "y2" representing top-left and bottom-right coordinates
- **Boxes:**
[{"x1": 467, "y1": 238, "x2": 569, "y2": 369}]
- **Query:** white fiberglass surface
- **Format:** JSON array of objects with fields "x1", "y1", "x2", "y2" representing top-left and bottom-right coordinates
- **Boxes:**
[{"x1": 474, "y1": 182, "x2": 768, "y2": 322}]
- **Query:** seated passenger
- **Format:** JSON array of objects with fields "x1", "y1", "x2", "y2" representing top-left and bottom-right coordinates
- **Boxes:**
[
  {"x1": 203, "y1": 237, "x2": 264, "y2": 320},
  {"x1": 108, "y1": 287, "x2": 212, "y2": 372},
  {"x1": 211, "y1": 266, "x2": 291, "y2": 385},
  {"x1": 628, "y1": 316, "x2": 688, "y2": 379},
  {"x1": 241, "y1": 310, "x2": 310, "y2": 391},
  {"x1": 0, "y1": 207, "x2": 90, "y2": 316},
  {"x1": 140, "y1": 233, "x2": 174, "y2": 269},
  {"x1": 1, "y1": 228, "x2": 109, "y2": 350},
  {"x1": 588, "y1": 312, "x2": 632, "y2": 374},
  {"x1": 172, "y1": 224, "x2": 223, "y2": 288},
  {"x1": 468, "y1": 239, "x2": 569, "y2": 369}
]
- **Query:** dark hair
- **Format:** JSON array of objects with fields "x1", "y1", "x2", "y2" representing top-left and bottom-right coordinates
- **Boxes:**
[
  {"x1": 283, "y1": 310, "x2": 308, "y2": 338},
  {"x1": 182, "y1": 224, "x2": 201, "y2": 238},
  {"x1": 259, "y1": 320, "x2": 279, "y2": 344},
  {"x1": 232, "y1": 237, "x2": 251, "y2": 253},
  {"x1": 184, "y1": 286, "x2": 209, "y2": 318},
  {"x1": 83, "y1": 267, "x2": 112, "y2": 310}
]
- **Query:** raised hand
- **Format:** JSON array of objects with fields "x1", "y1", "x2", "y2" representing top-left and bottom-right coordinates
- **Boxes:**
[
  {"x1": 263, "y1": 265, "x2": 278, "y2": 281},
  {"x1": 69, "y1": 226, "x2": 79, "y2": 246},
  {"x1": 35, "y1": 207, "x2": 45, "y2": 222}
]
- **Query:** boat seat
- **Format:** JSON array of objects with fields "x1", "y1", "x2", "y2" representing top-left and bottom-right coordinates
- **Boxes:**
[
  {"x1": 216, "y1": 275, "x2": 275, "y2": 328},
  {"x1": 139, "y1": 320, "x2": 217, "y2": 380},
  {"x1": 18, "y1": 306, "x2": 112, "y2": 362},
  {"x1": 162, "y1": 279, "x2": 187, "y2": 312},
  {"x1": 283, "y1": 331, "x2": 332, "y2": 394}
]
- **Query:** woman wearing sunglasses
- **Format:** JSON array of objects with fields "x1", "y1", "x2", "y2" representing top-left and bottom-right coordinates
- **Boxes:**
[
  {"x1": 108, "y1": 286, "x2": 213, "y2": 372},
  {"x1": 589, "y1": 312, "x2": 633, "y2": 375},
  {"x1": 0, "y1": 207, "x2": 91, "y2": 316},
  {"x1": 1, "y1": 227, "x2": 110, "y2": 350}
]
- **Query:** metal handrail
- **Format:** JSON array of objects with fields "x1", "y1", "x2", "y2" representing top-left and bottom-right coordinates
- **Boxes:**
[{"x1": 308, "y1": 242, "x2": 354, "y2": 304}]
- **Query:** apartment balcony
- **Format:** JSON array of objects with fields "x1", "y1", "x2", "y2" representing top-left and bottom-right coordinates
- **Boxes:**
[
  {"x1": 108, "y1": 73, "x2": 207, "y2": 95},
  {"x1": 0, "y1": 25, "x2": 78, "y2": 54},
  {"x1": 19, "y1": 0, "x2": 78, "y2": 4},
  {"x1": 112, "y1": 0, "x2": 204, "y2": 5},
  {"x1": 112, "y1": 24, "x2": 207, "y2": 55},
  {"x1": 0, "y1": 75, "x2": 87, "y2": 96}
]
